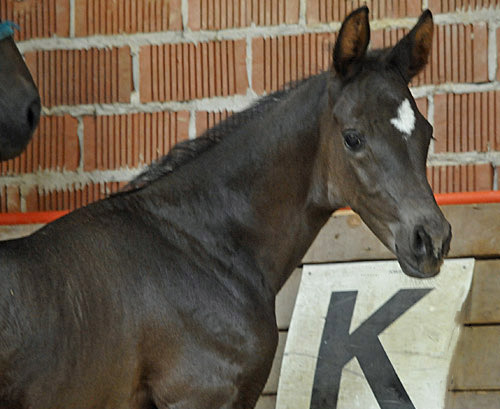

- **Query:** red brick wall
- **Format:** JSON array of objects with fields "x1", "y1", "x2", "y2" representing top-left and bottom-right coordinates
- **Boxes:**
[{"x1": 0, "y1": 0, "x2": 499, "y2": 213}]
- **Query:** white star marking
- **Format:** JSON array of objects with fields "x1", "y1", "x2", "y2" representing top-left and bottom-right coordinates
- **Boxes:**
[{"x1": 390, "y1": 98, "x2": 415, "y2": 138}]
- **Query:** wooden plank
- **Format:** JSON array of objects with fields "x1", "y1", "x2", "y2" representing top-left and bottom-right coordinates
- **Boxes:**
[
  {"x1": 303, "y1": 210, "x2": 392, "y2": 263},
  {"x1": 276, "y1": 269, "x2": 301, "y2": 330},
  {"x1": 464, "y1": 260, "x2": 500, "y2": 324},
  {"x1": 0, "y1": 224, "x2": 43, "y2": 241},
  {"x1": 446, "y1": 391, "x2": 500, "y2": 409},
  {"x1": 263, "y1": 331, "x2": 286, "y2": 394},
  {"x1": 303, "y1": 203, "x2": 500, "y2": 263},
  {"x1": 256, "y1": 395, "x2": 276, "y2": 409},
  {"x1": 445, "y1": 204, "x2": 500, "y2": 258},
  {"x1": 449, "y1": 326, "x2": 500, "y2": 390}
]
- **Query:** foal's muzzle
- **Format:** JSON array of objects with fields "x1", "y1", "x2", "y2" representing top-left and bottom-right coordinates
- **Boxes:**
[
  {"x1": 396, "y1": 217, "x2": 452, "y2": 278},
  {"x1": 0, "y1": 87, "x2": 40, "y2": 160}
]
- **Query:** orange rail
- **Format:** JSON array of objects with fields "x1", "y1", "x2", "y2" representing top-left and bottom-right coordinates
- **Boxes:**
[
  {"x1": 0, "y1": 210, "x2": 69, "y2": 225},
  {"x1": 0, "y1": 190, "x2": 499, "y2": 225},
  {"x1": 434, "y1": 190, "x2": 500, "y2": 206}
]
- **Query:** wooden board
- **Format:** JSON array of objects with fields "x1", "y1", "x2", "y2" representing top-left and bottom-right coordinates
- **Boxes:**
[
  {"x1": 263, "y1": 331, "x2": 286, "y2": 394},
  {"x1": 446, "y1": 391, "x2": 500, "y2": 409},
  {"x1": 448, "y1": 326, "x2": 500, "y2": 391},
  {"x1": 464, "y1": 260, "x2": 500, "y2": 324},
  {"x1": 0, "y1": 224, "x2": 42, "y2": 241},
  {"x1": 303, "y1": 203, "x2": 500, "y2": 263},
  {"x1": 256, "y1": 395, "x2": 277, "y2": 409},
  {"x1": 277, "y1": 259, "x2": 474, "y2": 409},
  {"x1": 276, "y1": 269, "x2": 301, "y2": 330}
]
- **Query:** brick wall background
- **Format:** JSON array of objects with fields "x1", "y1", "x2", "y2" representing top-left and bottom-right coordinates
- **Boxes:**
[{"x1": 0, "y1": 0, "x2": 499, "y2": 213}]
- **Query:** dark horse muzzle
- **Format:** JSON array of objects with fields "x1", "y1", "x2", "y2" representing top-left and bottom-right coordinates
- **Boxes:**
[
  {"x1": 0, "y1": 21, "x2": 41, "y2": 160},
  {"x1": 395, "y1": 214, "x2": 452, "y2": 278}
]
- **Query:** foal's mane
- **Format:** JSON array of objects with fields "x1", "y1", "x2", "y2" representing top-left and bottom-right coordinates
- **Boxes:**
[
  {"x1": 122, "y1": 80, "x2": 307, "y2": 193},
  {"x1": 121, "y1": 50, "x2": 390, "y2": 194}
]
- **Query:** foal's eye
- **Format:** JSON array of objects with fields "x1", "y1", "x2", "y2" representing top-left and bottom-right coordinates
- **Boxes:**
[{"x1": 342, "y1": 129, "x2": 364, "y2": 151}]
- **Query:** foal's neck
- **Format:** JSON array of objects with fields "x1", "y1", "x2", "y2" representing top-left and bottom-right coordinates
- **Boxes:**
[
  {"x1": 239, "y1": 74, "x2": 334, "y2": 292},
  {"x1": 140, "y1": 73, "x2": 333, "y2": 294}
]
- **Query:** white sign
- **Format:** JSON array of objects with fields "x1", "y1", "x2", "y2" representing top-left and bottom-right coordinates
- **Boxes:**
[{"x1": 277, "y1": 259, "x2": 475, "y2": 409}]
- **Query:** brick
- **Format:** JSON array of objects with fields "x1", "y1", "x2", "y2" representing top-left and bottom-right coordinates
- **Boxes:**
[
  {"x1": 188, "y1": 0, "x2": 299, "y2": 30},
  {"x1": 0, "y1": 186, "x2": 21, "y2": 213},
  {"x1": 433, "y1": 91, "x2": 499, "y2": 153},
  {"x1": 0, "y1": 115, "x2": 79, "y2": 175},
  {"x1": 433, "y1": 94, "x2": 447, "y2": 152},
  {"x1": 306, "y1": 0, "x2": 420, "y2": 24},
  {"x1": 252, "y1": 33, "x2": 336, "y2": 95},
  {"x1": 75, "y1": 0, "x2": 181, "y2": 36},
  {"x1": 195, "y1": 110, "x2": 233, "y2": 137},
  {"x1": 426, "y1": 164, "x2": 494, "y2": 194},
  {"x1": 415, "y1": 97, "x2": 428, "y2": 119},
  {"x1": 83, "y1": 111, "x2": 189, "y2": 171},
  {"x1": 140, "y1": 40, "x2": 248, "y2": 102},
  {"x1": 428, "y1": 0, "x2": 499, "y2": 13},
  {"x1": 371, "y1": 23, "x2": 489, "y2": 86},
  {"x1": 25, "y1": 47, "x2": 132, "y2": 107},
  {"x1": 24, "y1": 182, "x2": 126, "y2": 213},
  {"x1": 472, "y1": 23, "x2": 488, "y2": 83},
  {"x1": 0, "y1": 0, "x2": 70, "y2": 41}
]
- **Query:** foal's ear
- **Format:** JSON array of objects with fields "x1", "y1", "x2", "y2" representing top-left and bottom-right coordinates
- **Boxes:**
[
  {"x1": 332, "y1": 6, "x2": 370, "y2": 80},
  {"x1": 388, "y1": 10, "x2": 434, "y2": 82}
]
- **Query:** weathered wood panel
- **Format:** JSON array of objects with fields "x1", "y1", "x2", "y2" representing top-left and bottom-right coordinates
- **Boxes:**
[
  {"x1": 256, "y1": 395, "x2": 277, "y2": 409},
  {"x1": 304, "y1": 204, "x2": 500, "y2": 263},
  {"x1": 263, "y1": 332, "x2": 286, "y2": 394},
  {"x1": 276, "y1": 269, "x2": 301, "y2": 330},
  {"x1": 0, "y1": 224, "x2": 42, "y2": 241},
  {"x1": 448, "y1": 326, "x2": 500, "y2": 391},
  {"x1": 446, "y1": 391, "x2": 500, "y2": 409},
  {"x1": 464, "y1": 260, "x2": 500, "y2": 324}
]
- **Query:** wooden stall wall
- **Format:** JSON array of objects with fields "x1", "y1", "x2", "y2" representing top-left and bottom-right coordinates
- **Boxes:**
[
  {"x1": 256, "y1": 203, "x2": 500, "y2": 409},
  {"x1": 0, "y1": 0, "x2": 498, "y2": 212}
]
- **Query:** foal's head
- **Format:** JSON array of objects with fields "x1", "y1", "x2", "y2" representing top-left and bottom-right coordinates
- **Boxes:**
[
  {"x1": 0, "y1": 25, "x2": 40, "y2": 161},
  {"x1": 319, "y1": 7, "x2": 451, "y2": 278}
]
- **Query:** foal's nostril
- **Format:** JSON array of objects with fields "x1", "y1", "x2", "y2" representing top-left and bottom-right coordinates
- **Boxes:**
[{"x1": 412, "y1": 225, "x2": 428, "y2": 256}]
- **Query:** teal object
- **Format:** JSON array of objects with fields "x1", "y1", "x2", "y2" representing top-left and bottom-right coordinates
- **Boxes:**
[{"x1": 0, "y1": 21, "x2": 20, "y2": 41}]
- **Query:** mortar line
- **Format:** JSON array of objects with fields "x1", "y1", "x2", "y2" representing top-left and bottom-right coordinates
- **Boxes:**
[
  {"x1": 188, "y1": 109, "x2": 197, "y2": 139},
  {"x1": 69, "y1": 0, "x2": 76, "y2": 38},
  {"x1": 299, "y1": 0, "x2": 307, "y2": 26},
  {"x1": 76, "y1": 116, "x2": 85, "y2": 170},
  {"x1": 427, "y1": 151, "x2": 500, "y2": 166},
  {"x1": 488, "y1": 23, "x2": 498, "y2": 82},
  {"x1": 246, "y1": 35, "x2": 253, "y2": 90},
  {"x1": 130, "y1": 44, "x2": 141, "y2": 105},
  {"x1": 181, "y1": 0, "x2": 189, "y2": 31}
]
